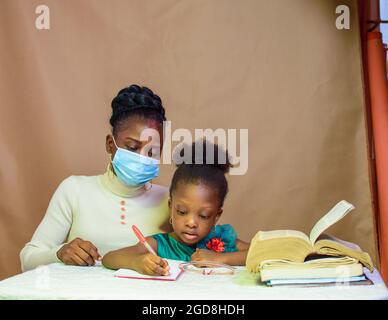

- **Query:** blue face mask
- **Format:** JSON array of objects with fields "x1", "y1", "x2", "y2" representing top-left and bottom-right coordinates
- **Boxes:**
[{"x1": 111, "y1": 136, "x2": 160, "y2": 187}]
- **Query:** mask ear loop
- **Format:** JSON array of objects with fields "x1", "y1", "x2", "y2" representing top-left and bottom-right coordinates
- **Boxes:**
[
  {"x1": 111, "y1": 135, "x2": 120, "y2": 150},
  {"x1": 107, "y1": 135, "x2": 117, "y2": 172},
  {"x1": 144, "y1": 181, "x2": 152, "y2": 191}
]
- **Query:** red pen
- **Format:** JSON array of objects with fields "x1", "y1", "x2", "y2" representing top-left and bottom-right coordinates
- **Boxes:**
[
  {"x1": 131, "y1": 225, "x2": 170, "y2": 275},
  {"x1": 132, "y1": 225, "x2": 157, "y2": 255}
]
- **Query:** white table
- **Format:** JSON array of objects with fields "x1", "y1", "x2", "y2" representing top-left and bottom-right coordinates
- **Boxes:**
[{"x1": 0, "y1": 263, "x2": 387, "y2": 300}]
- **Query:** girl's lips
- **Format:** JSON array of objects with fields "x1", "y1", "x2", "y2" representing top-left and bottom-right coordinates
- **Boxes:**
[{"x1": 182, "y1": 232, "x2": 198, "y2": 241}]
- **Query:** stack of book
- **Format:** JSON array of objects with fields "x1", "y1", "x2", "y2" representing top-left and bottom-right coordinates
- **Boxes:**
[
  {"x1": 260, "y1": 256, "x2": 372, "y2": 287},
  {"x1": 246, "y1": 200, "x2": 375, "y2": 287}
]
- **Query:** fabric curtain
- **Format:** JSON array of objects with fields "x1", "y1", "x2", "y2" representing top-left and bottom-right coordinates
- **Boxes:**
[
  {"x1": 367, "y1": 31, "x2": 388, "y2": 283},
  {"x1": 0, "y1": 0, "x2": 378, "y2": 280}
]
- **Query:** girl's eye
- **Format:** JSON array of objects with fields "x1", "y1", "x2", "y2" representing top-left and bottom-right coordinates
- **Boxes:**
[
  {"x1": 199, "y1": 215, "x2": 210, "y2": 220},
  {"x1": 177, "y1": 209, "x2": 187, "y2": 215}
]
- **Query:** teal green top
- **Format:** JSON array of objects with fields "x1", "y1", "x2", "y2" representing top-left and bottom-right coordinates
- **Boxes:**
[
  {"x1": 152, "y1": 233, "x2": 196, "y2": 261},
  {"x1": 151, "y1": 224, "x2": 238, "y2": 261}
]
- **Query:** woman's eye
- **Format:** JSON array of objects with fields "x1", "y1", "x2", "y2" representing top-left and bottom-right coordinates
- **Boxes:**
[
  {"x1": 127, "y1": 146, "x2": 138, "y2": 152},
  {"x1": 177, "y1": 210, "x2": 187, "y2": 215},
  {"x1": 147, "y1": 147, "x2": 160, "y2": 159}
]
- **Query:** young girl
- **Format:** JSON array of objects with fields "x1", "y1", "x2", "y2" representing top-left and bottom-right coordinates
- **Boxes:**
[{"x1": 102, "y1": 140, "x2": 250, "y2": 276}]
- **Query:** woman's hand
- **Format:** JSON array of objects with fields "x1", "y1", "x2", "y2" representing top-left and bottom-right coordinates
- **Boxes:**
[
  {"x1": 190, "y1": 248, "x2": 223, "y2": 266},
  {"x1": 135, "y1": 253, "x2": 170, "y2": 276},
  {"x1": 57, "y1": 238, "x2": 102, "y2": 266}
]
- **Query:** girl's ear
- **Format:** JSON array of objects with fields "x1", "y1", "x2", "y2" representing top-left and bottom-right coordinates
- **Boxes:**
[
  {"x1": 167, "y1": 199, "x2": 173, "y2": 228},
  {"x1": 168, "y1": 198, "x2": 172, "y2": 214},
  {"x1": 215, "y1": 208, "x2": 223, "y2": 224}
]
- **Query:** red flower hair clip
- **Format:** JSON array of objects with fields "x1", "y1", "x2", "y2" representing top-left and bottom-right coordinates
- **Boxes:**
[{"x1": 206, "y1": 237, "x2": 225, "y2": 253}]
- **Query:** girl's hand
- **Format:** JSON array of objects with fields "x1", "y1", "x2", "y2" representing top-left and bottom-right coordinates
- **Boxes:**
[
  {"x1": 57, "y1": 238, "x2": 102, "y2": 266},
  {"x1": 190, "y1": 248, "x2": 223, "y2": 266},
  {"x1": 136, "y1": 253, "x2": 170, "y2": 276}
]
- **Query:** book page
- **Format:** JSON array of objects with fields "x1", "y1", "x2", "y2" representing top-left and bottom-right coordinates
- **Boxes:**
[
  {"x1": 314, "y1": 234, "x2": 374, "y2": 271},
  {"x1": 259, "y1": 256, "x2": 359, "y2": 269},
  {"x1": 309, "y1": 200, "x2": 355, "y2": 245},
  {"x1": 316, "y1": 233, "x2": 361, "y2": 251},
  {"x1": 258, "y1": 230, "x2": 310, "y2": 243},
  {"x1": 114, "y1": 259, "x2": 183, "y2": 281}
]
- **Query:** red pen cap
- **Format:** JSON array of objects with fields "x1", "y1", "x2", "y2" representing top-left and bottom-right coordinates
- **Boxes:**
[{"x1": 132, "y1": 225, "x2": 146, "y2": 243}]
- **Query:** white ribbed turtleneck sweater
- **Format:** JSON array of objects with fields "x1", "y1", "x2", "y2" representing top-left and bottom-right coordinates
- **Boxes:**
[{"x1": 20, "y1": 167, "x2": 169, "y2": 272}]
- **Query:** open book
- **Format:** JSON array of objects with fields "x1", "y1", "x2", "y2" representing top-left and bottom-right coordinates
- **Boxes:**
[
  {"x1": 114, "y1": 259, "x2": 184, "y2": 281},
  {"x1": 246, "y1": 200, "x2": 374, "y2": 273}
]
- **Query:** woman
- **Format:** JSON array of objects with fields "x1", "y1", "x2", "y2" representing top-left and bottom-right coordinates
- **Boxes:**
[{"x1": 20, "y1": 85, "x2": 170, "y2": 271}]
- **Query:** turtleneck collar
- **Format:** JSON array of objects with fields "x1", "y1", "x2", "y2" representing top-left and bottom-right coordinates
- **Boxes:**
[{"x1": 100, "y1": 163, "x2": 151, "y2": 198}]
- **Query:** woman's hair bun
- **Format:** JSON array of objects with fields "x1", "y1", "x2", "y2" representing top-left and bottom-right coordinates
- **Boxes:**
[{"x1": 110, "y1": 84, "x2": 166, "y2": 122}]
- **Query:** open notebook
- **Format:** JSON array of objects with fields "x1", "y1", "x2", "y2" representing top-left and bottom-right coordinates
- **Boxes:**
[{"x1": 114, "y1": 259, "x2": 184, "y2": 281}]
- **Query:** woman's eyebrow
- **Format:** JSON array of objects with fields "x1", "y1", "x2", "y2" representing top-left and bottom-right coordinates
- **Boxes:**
[
  {"x1": 124, "y1": 137, "x2": 141, "y2": 144},
  {"x1": 124, "y1": 137, "x2": 161, "y2": 147}
]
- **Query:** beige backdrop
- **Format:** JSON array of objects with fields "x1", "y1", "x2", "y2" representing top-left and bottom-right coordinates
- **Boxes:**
[{"x1": 0, "y1": 0, "x2": 378, "y2": 280}]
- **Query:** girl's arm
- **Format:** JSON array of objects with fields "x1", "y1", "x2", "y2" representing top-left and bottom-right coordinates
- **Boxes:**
[
  {"x1": 191, "y1": 238, "x2": 251, "y2": 266},
  {"x1": 220, "y1": 238, "x2": 251, "y2": 265},
  {"x1": 102, "y1": 237, "x2": 169, "y2": 276},
  {"x1": 236, "y1": 239, "x2": 251, "y2": 251}
]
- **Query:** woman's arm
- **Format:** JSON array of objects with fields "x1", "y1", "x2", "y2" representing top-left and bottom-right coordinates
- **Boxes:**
[
  {"x1": 20, "y1": 176, "x2": 102, "y2": 271},
  {"x1": 102, "y1": 237, "x2": 170, "y2": 276},
  {"x1": 20, "y1": 177, "x2": 76, "y2": 272}
]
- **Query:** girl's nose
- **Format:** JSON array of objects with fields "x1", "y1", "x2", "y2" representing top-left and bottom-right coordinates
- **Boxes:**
[{"x1": 185, "y1": 215, "x2": 198, "y2": 228}]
